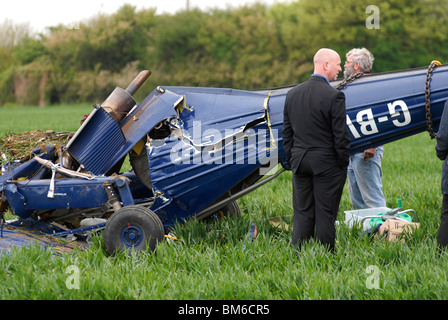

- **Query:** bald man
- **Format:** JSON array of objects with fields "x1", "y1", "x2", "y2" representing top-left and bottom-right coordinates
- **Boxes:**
[{"x1": 282, "y1": 48, "x2": 350, "y2": 253}]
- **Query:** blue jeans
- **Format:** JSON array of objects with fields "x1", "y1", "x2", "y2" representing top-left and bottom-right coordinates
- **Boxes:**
[{"x1": 347, "y1": 146, "x2": 386, "y2": 209}]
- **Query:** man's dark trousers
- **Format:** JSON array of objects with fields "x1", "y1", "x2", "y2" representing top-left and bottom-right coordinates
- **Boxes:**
[
  {"x1": 437, "y1": 194, "x2": 448, "y2": 252},
  {"x1": 292, "y1": 153, "x2": 347, "y2": 252}
]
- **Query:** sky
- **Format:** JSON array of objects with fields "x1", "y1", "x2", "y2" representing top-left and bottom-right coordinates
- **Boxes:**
[{"x1": 1, "y1": 0, "x2": 285, "y2": 34}]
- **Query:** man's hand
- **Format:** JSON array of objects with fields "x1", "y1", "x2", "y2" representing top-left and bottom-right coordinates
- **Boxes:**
[{"x1": 363, "y1": 147, "x2": 376, "y2": 161}]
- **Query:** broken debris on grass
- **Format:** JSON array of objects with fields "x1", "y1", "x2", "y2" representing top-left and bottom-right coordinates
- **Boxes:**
[{"x1": 0, "y1": 130, "x2": 73, "y2": 167}]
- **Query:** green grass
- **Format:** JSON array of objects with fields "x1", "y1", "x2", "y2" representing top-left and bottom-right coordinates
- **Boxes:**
[
  {"x1": 1, "y1": 104, "x2": 448, "y2": 300},
  {"x1": 0, "y1": 104, "x2": 93, "y2": 135}
]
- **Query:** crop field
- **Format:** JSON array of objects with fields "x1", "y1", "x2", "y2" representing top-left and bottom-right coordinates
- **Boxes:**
[{"x1": 1, "y1": 104, "x2": 448, "y2": 301}]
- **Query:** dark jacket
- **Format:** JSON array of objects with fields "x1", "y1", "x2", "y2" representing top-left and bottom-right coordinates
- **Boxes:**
[
  {"x1": 282, "y1": 75, "x2": 350, "y2": 174},
  {"x1": 436, "y1": 100, "x2": 448, "y2": 194}
]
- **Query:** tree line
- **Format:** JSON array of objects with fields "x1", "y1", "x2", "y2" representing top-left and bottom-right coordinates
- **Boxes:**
[{"x1": 0, "y1": 0, "x2": 447, "y2": 106}]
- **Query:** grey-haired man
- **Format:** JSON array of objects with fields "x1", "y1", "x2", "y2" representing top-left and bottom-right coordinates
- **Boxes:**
[{"x1": 344, "y1": 48, "x2": 387, "y2": 209}]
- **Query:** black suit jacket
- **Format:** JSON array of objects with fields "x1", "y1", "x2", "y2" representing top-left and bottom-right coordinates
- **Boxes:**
[{"x1": 282, "y1": 75, "x2": 350, "y2": 175}]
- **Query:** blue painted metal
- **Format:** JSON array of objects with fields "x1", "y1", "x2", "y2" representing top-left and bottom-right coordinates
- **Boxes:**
[
  {"x1": 66, "y1": 89, "x2": 181, "y2": 175},
  {"x1": 0, "y1": 217, "x2": 89, "y2": 254},
  {"x1": 0, "y1": 228, "x2": 87, "y2": 254},
  {"x1": 66, "y1": 105, "x2": 127, "y2": 175},
  {"x1": 50, "y1": 223, "x2": 107, "y2": 238},
  {"x1": 145, "y1": 87, "x2": 273, "y2": 226},
  {"x1": 0, "y1": 229, "x2": 52, "y2": 254},
  {"x1": 341, "y1": 66, "x2": 447, "y2": 152},
  {"x1": 4, "y1": 177, "x2": 111, "y2": 219},
  {"x1": 0, "y1": 146, "x2": 54, "y2": 192},
  {"x1": 115, "y1": 176, "x2": 136, "y2": 206},
  {"x1": 2, "y1": 172, "x2": 147, "y2": 220},
  {"x1": 1, "y1": 64, "x2": 447, "y2": 243},
  {"x1": 120, "y1": 224, "x2": 143, "y2": 248}
]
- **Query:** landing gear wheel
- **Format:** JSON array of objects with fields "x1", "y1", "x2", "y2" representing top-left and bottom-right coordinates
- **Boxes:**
[{"x1": 104, "y1": 205, "x2": 164, "y2": 256}]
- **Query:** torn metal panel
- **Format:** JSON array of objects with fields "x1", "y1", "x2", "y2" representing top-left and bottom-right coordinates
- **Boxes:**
[
  {"x1": 120, "y1": 88, "x2": 185, "y2": 140},
  {"x1": 158, "y1": 87, "x2": 270, "y2": 159},
  {"x1": 147, "y1": 87, "x2": 276, "y2": 227}
]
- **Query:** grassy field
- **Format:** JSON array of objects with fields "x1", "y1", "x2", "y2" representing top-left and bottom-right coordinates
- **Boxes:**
[{"x1": 1, "y1": 104, "x2": 448, "y2": 301}]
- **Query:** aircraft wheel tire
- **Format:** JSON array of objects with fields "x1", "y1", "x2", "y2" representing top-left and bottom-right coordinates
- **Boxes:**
[{"x1": 104, "y1": 205, "x2": 164, "y2": 256}]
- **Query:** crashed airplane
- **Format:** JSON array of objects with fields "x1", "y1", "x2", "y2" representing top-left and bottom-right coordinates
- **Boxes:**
[{"x1": 0, "y1": 62, "x2": 447, "y2": 254}]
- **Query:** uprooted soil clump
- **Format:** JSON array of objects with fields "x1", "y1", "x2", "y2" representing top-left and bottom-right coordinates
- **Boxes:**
[{"x1": 0, "y1": 130, "x2": 73, "y2": 166}]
